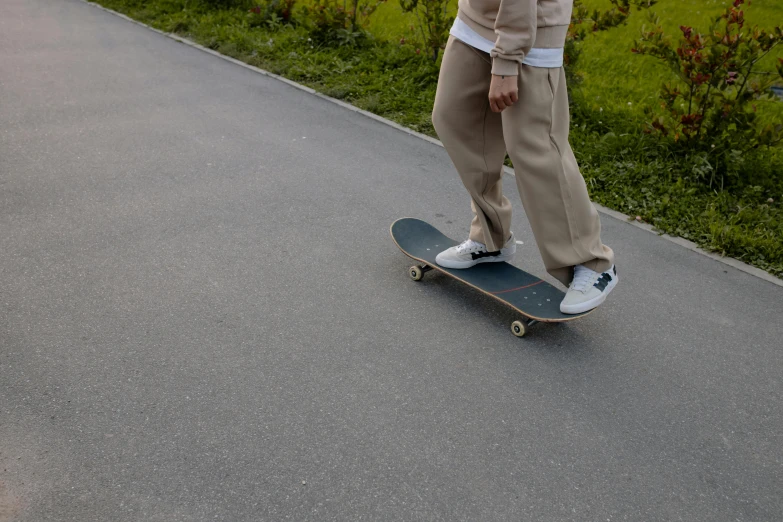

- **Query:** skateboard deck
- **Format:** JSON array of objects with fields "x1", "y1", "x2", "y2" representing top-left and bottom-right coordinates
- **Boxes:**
[{"x1": 390, "y1": 218, "x2": 591, "y2": 336}]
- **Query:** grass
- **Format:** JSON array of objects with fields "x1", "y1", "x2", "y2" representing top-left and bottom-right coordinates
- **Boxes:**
[
  {"x1": 569, "y1": 122, "x2": 783, "y2": 276},
  {"x1": 88, "y1": 0, "x2": 783, "y2": 278}
]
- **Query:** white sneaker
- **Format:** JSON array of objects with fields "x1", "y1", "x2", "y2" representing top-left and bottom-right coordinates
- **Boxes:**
[
  {"x1": 560, "y1": 264, "x2": 618, "y2": 314},
  {"x1": 435, "y1": 234, "x2": 516, "y2": 269}
]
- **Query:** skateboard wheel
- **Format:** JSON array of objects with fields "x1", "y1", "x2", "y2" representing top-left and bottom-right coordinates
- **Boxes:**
[
  {"x1": 511, "y1": 320, "x2": 526, "y2": 337},
  {"x1": 409, "y1": 266, "x2": 424, "y2": 281}
]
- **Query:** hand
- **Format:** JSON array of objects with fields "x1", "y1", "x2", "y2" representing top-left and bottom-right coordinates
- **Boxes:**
[{"x1": 489, "y1": 74, "x2": 518, "y2": 113}]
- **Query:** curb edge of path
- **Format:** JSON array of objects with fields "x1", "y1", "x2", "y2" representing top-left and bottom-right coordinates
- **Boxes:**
[{"x1": 82, "y1": 0, "x2": 783, "y2": 288}]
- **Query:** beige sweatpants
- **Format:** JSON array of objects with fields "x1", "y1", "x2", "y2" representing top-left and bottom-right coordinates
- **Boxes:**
[{"x1": 432, "y1": 37, "x2": 614, "y2": 286}]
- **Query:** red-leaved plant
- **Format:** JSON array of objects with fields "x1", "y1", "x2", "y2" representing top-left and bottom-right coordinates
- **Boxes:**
[
  {"x1": 632, "y1": 0, "x2": 782, "y2": 163},
  {"x1": 302, "y1": 0, "x2": 385, "y2": 45},
  {"x1": 248, "y1": 0, "x2": 297, "y2": 27},
  {"x1": 399, "y1": 0, "x2": 454, "y2": 62}
]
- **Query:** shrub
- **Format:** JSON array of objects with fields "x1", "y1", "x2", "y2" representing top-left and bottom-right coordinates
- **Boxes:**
[
  {"x1": 301, "y1": 0, "x2": 385, "y2": 46},
  {"x1": 632, "y1": 0, "x2": 783, "y2": 187},
  {"x1": 399, "y1": 0, "x2": 453, "y2": 62},
  {"x1": 248, "y1": 0, "x2": 296, "y2": 27},
  {"x1": 203, "y1": 0, "x2": 251, "y2": 8}
]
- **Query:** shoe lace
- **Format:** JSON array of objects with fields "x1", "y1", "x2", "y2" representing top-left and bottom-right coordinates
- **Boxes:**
[
  {"x1": 456, "y1": 239, "x2": 483, "y2": 254},
  {"x1": 571, "y1": 266, "x2": 598, "y2": 292}
]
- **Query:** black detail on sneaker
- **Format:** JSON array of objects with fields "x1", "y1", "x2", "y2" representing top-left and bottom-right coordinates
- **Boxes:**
[
  {"x1": 593, "y1": 272, "x2": 613, "y2": 291},
  {"x1": 471, "y1": 250, "x2": 501, "y2": 260}
]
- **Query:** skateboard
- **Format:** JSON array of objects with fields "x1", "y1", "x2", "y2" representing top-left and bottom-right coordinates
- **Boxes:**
[{"x1": 390, "y1": 218, "x2": 592, "y2": 337}]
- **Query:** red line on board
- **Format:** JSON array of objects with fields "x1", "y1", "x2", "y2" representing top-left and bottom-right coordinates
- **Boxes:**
[{"x1": 489, "y1": 280, "x2": 545, "y2": 295}]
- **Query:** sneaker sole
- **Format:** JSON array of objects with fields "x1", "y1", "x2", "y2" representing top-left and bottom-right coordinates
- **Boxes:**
[
  {"x1": 435, "y1": 254, "x2": 514, "y2": 269},
  {"x1": 560, "y1": 274, "x2": 619, "y2": 314}
]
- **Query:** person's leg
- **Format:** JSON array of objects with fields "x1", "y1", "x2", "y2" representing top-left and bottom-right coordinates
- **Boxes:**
[
  {"x1": 501, "y1": 65, "x2": 614, "y2": 287},
  {"x1": 432, "y1": 37, "x2": 511, "y2": 252}
]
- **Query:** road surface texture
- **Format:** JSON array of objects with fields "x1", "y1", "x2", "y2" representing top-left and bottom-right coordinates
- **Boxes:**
[{"x1": 1, "y1": 0, "x2": 781, "y2": 520}]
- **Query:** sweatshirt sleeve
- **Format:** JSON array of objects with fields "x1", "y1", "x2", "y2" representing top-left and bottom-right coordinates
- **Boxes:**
[{"x1": 490, "y1": 0, "x2": 537, "y2": 76}]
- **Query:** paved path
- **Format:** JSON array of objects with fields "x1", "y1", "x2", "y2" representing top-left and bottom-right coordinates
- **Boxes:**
[{"x1": 1, "y1": 0, "x2": 781, "y2": 520}]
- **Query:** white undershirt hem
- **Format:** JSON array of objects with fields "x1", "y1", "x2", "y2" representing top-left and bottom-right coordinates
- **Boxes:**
[{"x1": 450, "y1": 18, "x2": 564, "y2": 69}]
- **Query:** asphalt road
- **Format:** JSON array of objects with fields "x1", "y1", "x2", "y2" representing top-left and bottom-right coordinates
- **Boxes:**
[{"x1": 1, "y1": 0, "x2": 782, "y2": 520}]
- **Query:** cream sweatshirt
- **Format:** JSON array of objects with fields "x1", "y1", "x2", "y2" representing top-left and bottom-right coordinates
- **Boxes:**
[{"x1": 457, "y1": 0, "x2": 573, "y2": 76}]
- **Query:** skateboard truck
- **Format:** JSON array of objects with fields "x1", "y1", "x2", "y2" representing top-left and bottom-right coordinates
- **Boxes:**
[
  {"x1": 408, "y1": 264, "x2": 432, "y2": 281},
  {"x1": 510, "y1": 319, "x2": 539, "y2": 338}
]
